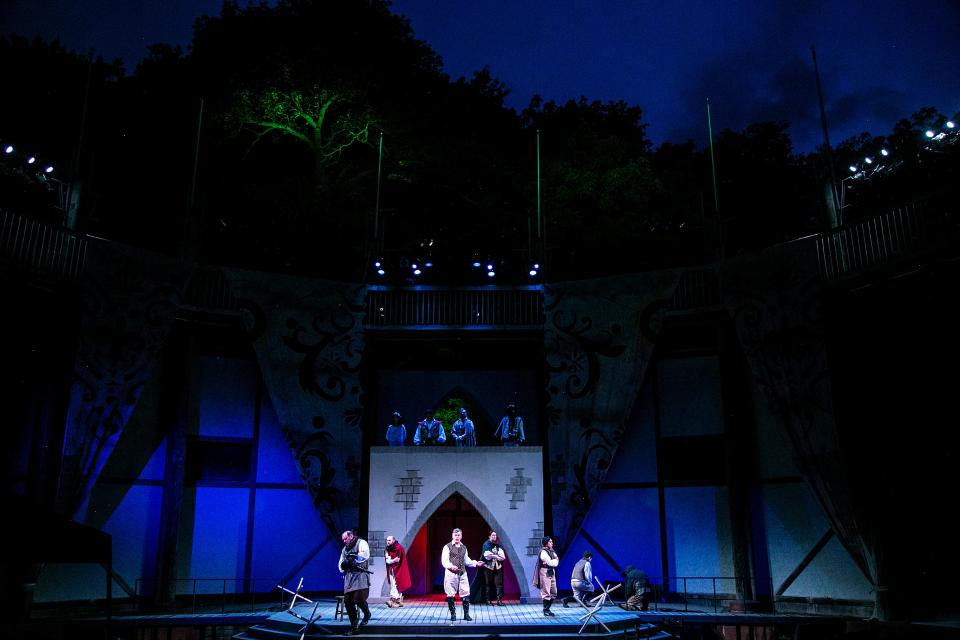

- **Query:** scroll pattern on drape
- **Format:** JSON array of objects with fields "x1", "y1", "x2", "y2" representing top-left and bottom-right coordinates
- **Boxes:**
[
  {"x1": 224, "y1": 269, "x2": 365, "y2": 537},
  {"x1": 60, "y1": 241, "x2": 188, "y2": 521},
  {"x1": 722, "y1": 242, "x2": 880, "y2": 610},
  {"x1": 544, "y1": 271, "x2": 681, "y2": 551}
]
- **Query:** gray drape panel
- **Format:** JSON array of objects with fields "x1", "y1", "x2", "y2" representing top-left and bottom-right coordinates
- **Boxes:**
[
  {"x1": 722, "y1": 241, "x2": 881, "y2": 615},
  {"x1": 224, "y1": 268, "x2": 366, "y2": 537},
  {"x1": 544, "y1": 271, "x2": 681, "y2": 551},
  {"x1": 59, "y1": 241, "x2": 187, "y2": 521}
]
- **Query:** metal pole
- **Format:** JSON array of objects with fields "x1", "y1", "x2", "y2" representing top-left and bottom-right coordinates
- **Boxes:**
[{"x1": 374, "y1": 131, "x2": 384, "y2": 251}]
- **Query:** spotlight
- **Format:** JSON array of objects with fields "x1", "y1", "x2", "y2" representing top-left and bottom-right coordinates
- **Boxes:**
[
  {"x1": 947, "y1": 121, "x2": 956, "y2": 129},
  {"x1": 44, "y1": 166, "x2": 54, "y2": 173},
  {"x1": 424, "y1": 261, "x2": 433, "y2": 268},
  {"x1": 864, "y1": 157, "x2": 873, "y2": 164},
  {"x1": 472, "y1": 261, "x2": 481, "y2": 268},
  {"x1": 880, "y1": 149, "x2": 889, "y2": 156},
  {"x1": 528, "y1": 269, "x2": 538, "y2": 277},
  {"x1": 848, "y1": 165, "x2": 857, "y2": 173},
  {"x1": 411, "y1": 263, "x2": 418, "y2": 270},
  {"x1": 27, "y1": 156, "x2": 36, "y2": 164},
  {"x1": 3, "y1": 145, "x2": 12, "y2": 154},
  {"x1": 486, "y1": 263, "x2": 494, "y2": 270},
  {"x1": 925, "y1": 130, "x2": 935, "y2": 138},
  {"x1": 374, "y1": 259, "x2": 382, "y2": 268},
  {"x1": 487, "y1": 270, "x2": 495, "y2": 277},
  {"x1": 413, "y1": 268, "x2": 421, "y2": 276}
]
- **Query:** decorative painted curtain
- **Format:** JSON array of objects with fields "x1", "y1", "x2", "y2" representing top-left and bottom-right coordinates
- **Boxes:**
[
  {"x1": 543, "y1": 270, "x2": 682, "y2": 551},
  {"x1": 59, "y1": 241, "x2": 188, "y2": 521},
  {"x1": 225, "y1": 268, "x2": 366, "y2": 537}
]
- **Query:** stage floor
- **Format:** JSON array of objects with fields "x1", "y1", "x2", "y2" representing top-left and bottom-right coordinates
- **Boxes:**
[{"x1": 233, "y1": 597, "x2": 839, "y2": 638}]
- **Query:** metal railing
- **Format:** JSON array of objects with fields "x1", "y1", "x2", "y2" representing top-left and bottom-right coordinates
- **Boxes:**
[
  {"x1": 815, "y1": 203, "x2": 924, "y2": 282},
  {"x1": 366, "y1": 285, "x2": 544, "y2": 329},
  {"x1": 133, "y1": 577, "x2": 292, "y2": 613},
  {"x1": 0, "y1": 209, "x2": 88, "y2": 281},
  {"x1": 628, "y1": 575, "x2": 776, "y2": 614}
]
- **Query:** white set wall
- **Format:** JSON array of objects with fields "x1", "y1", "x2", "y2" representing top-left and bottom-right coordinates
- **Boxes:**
[{"x1": 368, "y1": 446, "x2": 545, "y2": 602}]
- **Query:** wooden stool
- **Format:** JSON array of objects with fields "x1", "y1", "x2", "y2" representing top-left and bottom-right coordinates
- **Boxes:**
[{"x1": 334, "y1": 595, "x2": 346, "y2": 620}]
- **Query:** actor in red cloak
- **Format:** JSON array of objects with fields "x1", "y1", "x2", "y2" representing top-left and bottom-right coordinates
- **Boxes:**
[{"x1": 384, "y1": 535, "x2": 411, "y2": 606}]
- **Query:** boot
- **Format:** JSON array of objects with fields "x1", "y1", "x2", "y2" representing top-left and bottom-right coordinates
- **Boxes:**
[
  {"x1": 346, "y1": 610, "x2": 359, "y2": 634},
  {"x1": 561, "y1": 595, "x2": 571, "y2": 608},
  {"x1": 359, "y1": 601, "x2": 371, "y2": 626},
  {"x1": 462, "y1": 597, "x2": 472, "y2": 621},
  {"x1": 543, "y1": 599, "x2": 555, "y2": 617},
  {"x1": 496, "y1": 587, "x2": 504, "y2": 606},
  {"x1": 446, "y1": 596, "x2": 457, "y2": 622}
]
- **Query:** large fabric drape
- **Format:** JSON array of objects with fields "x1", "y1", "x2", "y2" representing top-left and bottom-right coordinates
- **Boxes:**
[
  {"x1": 59, "y1": 241, "x2": 188, "y2": 521},
  {"x1": 543, "y1": 270, "x2": 681, "y2": 551},
  {"x1": 722, "y1": 241, "x2": 882, "y2": 615},
  {"x1": 224, "y1": 268, "x2": 366, "y2": 537}
]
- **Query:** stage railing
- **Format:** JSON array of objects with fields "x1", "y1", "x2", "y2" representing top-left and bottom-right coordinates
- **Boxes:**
[
  {"x1": 0, "y1": 209, "x2": 88, "y2": 281},
  {"x1": 365, "y1": 285, "x2": 544, "y2": 329},
  {"x1": 634, "y1": 575, "x2": 777, "y2": 614},
  {"x1": 133, "y1": 577, "x2": 290, "y2": 613}
]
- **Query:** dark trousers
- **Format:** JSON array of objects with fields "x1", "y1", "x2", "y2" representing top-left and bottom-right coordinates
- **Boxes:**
[
  {"x1": 345, "y1": 588, "x2": 371, "y2": 627},
  {"x1": 484, "y1": 568, "x2": 504, "y2": 600}
]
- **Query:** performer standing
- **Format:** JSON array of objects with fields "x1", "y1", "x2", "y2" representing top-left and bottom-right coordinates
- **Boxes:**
[
  {"x1": 385, "y1": 411, "x2": 406, "y2": 446},
  {"x1": 495, "y1": 404, "x2": 525, "y2": 446},
  {"x1": 562, "y1": 550, "x2": 595, "y2": 607},
  {"x1": 441, "y1": 528, "x2": 482, "y2": 622},
  {"x1": 451, "y1": 408, "x2": 476, "y2": 446},
  {"x1": 338, "y1": 530, "x2": 372, "y2": 635},
  {"x1": 414, "y1": 409, "x2": 446, "y2": 446},
  {"x1": 384, "y1": 535, "x2": 411, "y2": 608},
  {"x1": 532, "y1": 536, "x2": 559, "y2": 616},
  {"x1": 481, "y1": 530, "x2": 507, "y2": 605}
]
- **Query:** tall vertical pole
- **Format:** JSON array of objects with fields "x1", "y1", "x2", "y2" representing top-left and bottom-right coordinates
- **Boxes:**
[
  {"x1": 374, "y1": 131, "x2": 384, "y2": 253},
  {"x1": 811, "y1": 45, "x2": 841, "y2": 227},
  {"x1": 707, "y1": 99, "x2": 724, "y2": 260},
  {"x1": 65, "y1": 49, "x2": 95, "y2": 230},
  {"x1": 536, "y1": 129, "x2": 544, "y2": 268}
]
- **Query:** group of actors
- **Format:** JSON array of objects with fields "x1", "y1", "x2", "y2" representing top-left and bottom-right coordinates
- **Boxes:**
[
  {"x1": 385, "y1": 403, "x2": 526, "y2": 447},
  {"x1": 337, "y1": 527, "x2": 652, "y2": 635}
]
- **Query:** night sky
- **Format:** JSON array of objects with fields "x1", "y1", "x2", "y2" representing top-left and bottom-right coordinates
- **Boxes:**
[{"x1": 3, "y1": 0, "x2": 959, "y2": 152}]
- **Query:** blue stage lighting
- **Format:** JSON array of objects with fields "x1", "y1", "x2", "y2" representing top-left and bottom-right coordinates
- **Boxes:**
[
  {"x1": 3, "y1": 145, "x2": 12, "y2": 154},
  {"x1": 848, "y1": 165, "x2": 857, "y2": 173},
  {"x1": 374, "y1": 259, "x2": 382, "y2": 268},
  {"x1": 925, "y1": 130, "x2": 935, "y2": 138},
  {"x1": 880, "y1": 149, "x2": 889, "y2": 156},
  {"x1": 529, "y1": 269, "x2": 538, "y2": 276},
  {"x1": 486, "y1": 263, "x2": 494, "y2": 270},
  {"x1": 413, "y1": 268, "x2": 422, "y2": 275},
  {"x1": 377, "y1": 268, "x2": 385, "y2": 276},
  {"x1": 487, "y1": 270, "x2": 495, "y2": 277},
  {"x1": 27, "y1": 156, "x2": 36, "y2": 164},
  {"x1": 44, "y1": 166, "x2": 54, "y2": 173},
  {"x1": 864, "y1": 157, "x2": 873, "y2": 164},
  {"x1": 947, "y1": 121, "x2": 956, "y2": 129},
  {"x1": 472, "y1": 261, "x2": 481, "y2": 268},
  {"x1": 424, "y1": 261, "x2": 433, "y2": 268}
]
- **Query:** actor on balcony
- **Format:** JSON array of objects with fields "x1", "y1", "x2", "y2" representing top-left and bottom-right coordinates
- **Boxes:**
[
  {"x1": 413, "y1": 409, "x2": 445, "y2": 445},
  {"x1": 451, "y1": 408, "x2": 477, "y2": 446},
  {"x1": 385, "y1": 411, "x2": 406, "y2": 446},
  {"x1": 495, "y1": 404, "x2": 525, "y2": 446}
]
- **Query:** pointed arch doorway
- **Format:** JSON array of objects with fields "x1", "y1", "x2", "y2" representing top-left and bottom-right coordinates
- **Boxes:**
[{"x1": 406, "y1": 492, "x2": 520, "y2": 598}]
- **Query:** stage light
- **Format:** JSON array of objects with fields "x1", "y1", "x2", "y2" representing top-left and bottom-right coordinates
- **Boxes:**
[
  {"x1": 848, "y1": 165, "x2": 857, "y2": 173},
  {"x1": 925, "y1": 130, "x2": 936, "y2": 138},
  {"x1": 413, "y1": 268, "x2": 421, "y2": 276},
  {"x1": 424, "y1": 261, "x2": 433, "y2": 268},
  {"x1": 27, "y1": 156, "x2": 36, "y2": 164},
  {"x1": 411, "y1": 263, "x2": 418, "y2": 270},
  {"x1": 472, "y1": 261, "x2": 481, "y2": 268},
  {"x1": 880, "y1": 149, "x2": 889, "y2": 156},
  {"x1": 377, "y1": 268, "x2": 385, "y2": 276},
  {"x1": 486, "y1": 263, "x2": 494, "y2": 270},
  {"x1": 3, "y1": 145, "x2": 12, "y2": 154},
  {"x1": 528, "y1": 269, "x2": 538, "y2": 276},
  {"x1": 947, "y1": 121, "x2": 956, "y2": 129},
  {"x1": 374, "y1": 259, "x2": 382, "y2": 268},
  {"x1": 44, "y1": 165, "x2": 54, "y2": 173},
  {"x1": 864, "y1": 157, "x2": 873, "y2": 164},
  {"x1": 487, "y1": 270, "x2": 495, "y2": 277}
]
